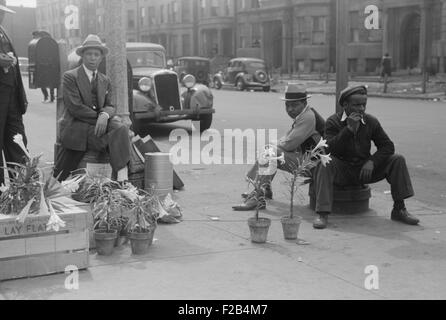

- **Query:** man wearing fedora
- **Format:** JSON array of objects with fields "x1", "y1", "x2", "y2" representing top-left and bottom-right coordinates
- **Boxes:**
[
  {"x1": 312, "y1": 85, "x2": 419, "y2": 229},
  {"x1": 53, "y1": 34, "x2": 131, "y2": 182},
  {"x1": 233, "y1": 84, "x2": 325, "y2": 211},
  {"x1": 0, "y1": 1, "x2": 29, "y2": 187}
]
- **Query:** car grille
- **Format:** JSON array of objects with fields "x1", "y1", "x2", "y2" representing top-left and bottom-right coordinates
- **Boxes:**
[{"x1": 153, "y1": 73, "x2": 182, "y2": 111}]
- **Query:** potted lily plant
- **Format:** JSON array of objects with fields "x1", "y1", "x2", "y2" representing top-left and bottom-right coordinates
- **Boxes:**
[
  {"x1": 281, "y1": 138, "x2": 332, "y2": 240},
  {"x1": 122, "y1": 189, "x2": 158, "y2": 255},
  {"x1": 247, "y1": 179, "x2": 271, "y2": 244}
]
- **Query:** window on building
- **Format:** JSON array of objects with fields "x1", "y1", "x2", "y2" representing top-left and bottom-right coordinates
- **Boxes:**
[
  {"x1": 182, "y1": 1, "x2": 191, "y2": 22},
  {"x1": 251, "y1": 23, "x2": 261, "y2": 47},
  {"x1": 171, "y1": 35, "x2": 178, "y2": 57},
  {"x1": 295, "y1": 60, "x2": 305, "y2": 73},
  {"x1": 148, "y1": 6, "x2": 155, "y2": 25},
  {"x1": 225, "y1": 0, "x2": 231, "y2": 15},
  {"x1": 140, "y1": 7, "x2": 146, "y2": 27},
  {"x1": 251, "y1": 0, "x2": 260, "y2": 9},
  {"x1": 311, "y1": 59, "x2": 325, "y2": 73},
  {"x1": 182, "y1": 34, "x2": 191, "y2": 56},
  {"x1": 200, "y1": 0, "x2": 206, "y2": 17},
  {"x1": 239, "y1": 23, "x2": 248, "y2": 48},
  {"x1": 172, "y1": 1, "x2": 178, "y2": 23},
  {"x1": 127, "y1": 10, "x2": 136, "y2": 29},
  {"x1": 312, "y1": 16, "x2": 326, "y2": 45},
  {"x1": 348, "y1": 58, "x2": 358, "y2": 73},
  {"x1": 366, "y1": 58, "x2": 381, "y2": 73},
  {"x1": 296, "y1": 16, "x2": 312, "y2": 45},
  {"x1": 211, "y1": 0, "x2": 219, "y2": 16},
  {"x1": 350, "y1": 11, "x2": 360, "y2": 42}
]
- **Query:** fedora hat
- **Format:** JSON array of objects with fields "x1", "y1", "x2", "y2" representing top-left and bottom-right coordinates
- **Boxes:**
[
  {"x1": 281, "y1": 83, "x2": 312, "y2": 101},
  {"x1": 0, "y1": 0, "x2": 15, "y2": 14},
  {"x1": 76, "y1": 34, "x2": 109, "y2": 56}
]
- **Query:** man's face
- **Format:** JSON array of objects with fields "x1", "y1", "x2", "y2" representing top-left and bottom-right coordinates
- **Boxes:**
[
  {"x1": 344, "y1": 94, "x2": 367, "y2": 117},
  {"x1": 286, "y1": 99, "x2": 307, "y2": 119},
  {"x1": 82, "y1": 48, "x2": 103, "y2": 71},
  {"x1": 0, "y1": 11, "x2": 5, "y2": 25}
]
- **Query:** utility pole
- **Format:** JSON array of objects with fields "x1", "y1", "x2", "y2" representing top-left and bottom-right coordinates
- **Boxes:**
[
  {"x1": 104, "y1": 0, "x2": 131, "y2": 127},
  {"x1": 420, "y1": 0, "x2": 432, "y2": 94},
  {"x1": 335, "y1": 0, "x2": 349, "y2": 113}
]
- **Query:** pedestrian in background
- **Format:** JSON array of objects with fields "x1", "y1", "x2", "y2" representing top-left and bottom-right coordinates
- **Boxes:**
[
  {"x1": 0, "y1": 0, "x2": 29, "y2": 187},
  {"x1": 32, "y1": 30, "x2": 56, "y2": 103},
  {"x1": 381, "y1": 53, "x2": 392, "y2": 81}
]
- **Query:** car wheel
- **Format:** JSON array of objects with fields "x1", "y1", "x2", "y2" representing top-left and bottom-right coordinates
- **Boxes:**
[
  {"x1": 214, "y1": 79, "x2": 222, "y2": 89},
  {"x1": 199, "y1": 114, "x2": 213, "y2": 132},
  {"x1": 263, "y1": 86, "x2": 270, "y2": 92},
  {"x1": 236, "y1": 78, "x2": 245, "y2": 91}
]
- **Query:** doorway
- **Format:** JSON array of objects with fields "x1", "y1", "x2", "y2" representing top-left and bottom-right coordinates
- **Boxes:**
[{"x1": 400, "y1": 13, "x2": 420, "y2": 69}]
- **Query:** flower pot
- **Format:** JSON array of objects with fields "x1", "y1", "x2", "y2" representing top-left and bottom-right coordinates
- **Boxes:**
[
  {"x1": 94, "y1": 229, "x2": 118, "y2": 256},
  {"x1": 128, "y1": 228, "x2": 155, "y2": 255},
  {"x1": 281, "y1": 216, "x2": 302, "y2": 240},
  {"x1": 248, "y1": 217, "x2": 271, "y2": 244}
]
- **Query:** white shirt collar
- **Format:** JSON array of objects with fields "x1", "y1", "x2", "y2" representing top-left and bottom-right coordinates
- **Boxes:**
[
  {"x1": 341, "y1": 111, "x2": 366, "y2": 125},
  {"x1": 82, "y1": 64, "x2": 97, "y2": 82}
]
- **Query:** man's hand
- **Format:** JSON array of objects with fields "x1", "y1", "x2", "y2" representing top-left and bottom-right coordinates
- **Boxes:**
[
  {"x1": 0, "y1": 53, "x2": 14, "y2": 68},
  {"x1": 95, "y1": 113, "x2": 109, "y2": 137},
  {"x1": 359, "y1": 160, "x2": 374, "y2": 183},
  {"x1": 346, "y1": 112, "x2": 362, "y2": 133}
]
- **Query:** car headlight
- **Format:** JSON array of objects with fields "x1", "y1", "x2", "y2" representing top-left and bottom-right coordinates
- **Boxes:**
[
  {"x1": 138, "y1": 77, "x2": 152, "y2": 92},
  {"x1": 182, "y1": 74, "x2": 196, "y2": 89}
]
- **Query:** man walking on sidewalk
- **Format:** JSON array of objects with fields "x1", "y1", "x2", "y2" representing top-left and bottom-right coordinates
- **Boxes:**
[
  {"x1": 54, "y1": 34, "x2": 131, "y2": 182},
  {"x1": 312, "y1": 85, "x2": 419, "y2": 229},
  {"x1": 0, "y1": 1, "x2": 29, "y2": 186}
]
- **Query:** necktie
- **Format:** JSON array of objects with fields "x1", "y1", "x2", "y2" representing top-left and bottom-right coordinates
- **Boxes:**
[{"x1": 91, "y1": 71, "x2": 96, "y2": 84}]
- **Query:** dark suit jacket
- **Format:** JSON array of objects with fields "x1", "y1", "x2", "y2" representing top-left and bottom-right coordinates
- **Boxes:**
[
  {"x1": 60, "y1": 65, "x2": 116, "y2": 151},
  {"x1": 0, "y1": 25, "x2": 28, "y2": 114}
]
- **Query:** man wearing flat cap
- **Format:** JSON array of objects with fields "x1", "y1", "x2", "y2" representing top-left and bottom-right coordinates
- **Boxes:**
[
  {"x1": 233, "y1": 84, "x2": 325, "y2": 211},
  {"x1": 0, "y1": 1, "x2": 29, "y2": 188},
  {"x1": 53, "y1": 34, "x2": 131, "y2": 182},
  {"x1": 312, "y1": 85, "x2": 419, "y2": 229}
]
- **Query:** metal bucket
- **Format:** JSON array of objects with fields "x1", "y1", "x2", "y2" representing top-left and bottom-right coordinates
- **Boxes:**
[{"x1": 144, "y1": 153, "x2": 173, "y2": 197}]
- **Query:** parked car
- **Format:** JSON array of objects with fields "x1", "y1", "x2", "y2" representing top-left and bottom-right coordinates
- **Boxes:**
[
  {"x1": 173, "y1": 56, "x2": 211, "y2": 86},
  {"x1": 68, "y1": 43, "x2": 215, "y2": 133},
  {"x1": 213, "y1": 57, "x2": 270, "y2": 92},
  {"x1": 18, "y1": 57, "x2": 29, "y2": 74}
]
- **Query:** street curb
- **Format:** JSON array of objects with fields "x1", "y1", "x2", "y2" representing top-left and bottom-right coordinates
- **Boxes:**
[{"x1": 271, "y1": 87, "x2": 445, "y2": 101}]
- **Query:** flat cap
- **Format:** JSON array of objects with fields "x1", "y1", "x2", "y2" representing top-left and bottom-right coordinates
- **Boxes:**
[{"x1": 339, "y1": 85, "x2": 368, "y2": 106}]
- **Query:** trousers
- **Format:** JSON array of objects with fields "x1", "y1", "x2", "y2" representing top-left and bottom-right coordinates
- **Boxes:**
[
  {"x1": 313, "y1": 154, "x2": 414, "y2": 213},
  {"x1": 54, "y1": 118, "x2": 131, "y2": 181},
  {"x1": 0, "y1": 85, "x2": 27, "y2": 185}
]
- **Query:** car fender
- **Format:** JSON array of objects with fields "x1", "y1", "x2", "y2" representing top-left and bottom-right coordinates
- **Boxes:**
[
  {"x1": 132, "y1": 90, "x2": 156, "y2": 113},
  {"x1": 235, "y1": 72, "x2": 247, "y2": 83},
  {"x1": 182, "y1": 84, "x2": 214, "y2": 111}
]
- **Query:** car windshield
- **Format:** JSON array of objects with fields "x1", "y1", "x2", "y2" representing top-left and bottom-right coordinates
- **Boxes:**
[
  {"x1": 127, "y1": 50, "x2": 166, "y2": 68},
  {"x1": 185, "y1": 60, "x2": 209, "y2": 68}
]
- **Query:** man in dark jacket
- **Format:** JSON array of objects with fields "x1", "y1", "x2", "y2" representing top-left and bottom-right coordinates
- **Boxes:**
[
  {"x1": 53, "y1": 34, "x2": 131, "y2": 182},
  {"x1": 312, "y1": 85, "x2": 419, "y2": 229},
  {"x1": 0, "y1": 1, "x2": 29, "y2": 186}
]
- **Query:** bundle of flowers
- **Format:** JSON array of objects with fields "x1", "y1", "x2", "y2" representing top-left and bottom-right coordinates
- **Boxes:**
[{"x1": 0, "y1": 135, "x2": 84, "y2": 232}]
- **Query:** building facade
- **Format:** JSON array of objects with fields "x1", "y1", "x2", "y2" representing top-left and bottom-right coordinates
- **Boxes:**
[
  {"x1": 35, "y1": 0, "x2": 446, "y2": 74},
  {"x1": 2, "y1": 5, "x2": 37, "y2": 57}
]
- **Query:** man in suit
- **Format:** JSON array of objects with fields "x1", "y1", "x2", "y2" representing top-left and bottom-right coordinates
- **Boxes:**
[
  {"x1": 232, "y1": 84, "x2": 324, "y2": 211},
  {"x1": 312, "y1": 85, "x2": 419, "y2": 229},
  {"x1": 53, "y1": 34, "x2": 131, "y2": 182},
  {"x1": 0, "y1": 1, "x2": 29, "y2": 187}
]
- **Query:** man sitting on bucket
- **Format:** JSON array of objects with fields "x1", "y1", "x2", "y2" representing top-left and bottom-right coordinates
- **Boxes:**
[
  {"x1": 312, "y1": 85, "x2": 420, "y2": 229},
  {"x1": 233, "y1": 84, "x2": 325, "y2": 211},
  {"x1": 54, "y1": 34, "x2": 131, "y2": 182}
]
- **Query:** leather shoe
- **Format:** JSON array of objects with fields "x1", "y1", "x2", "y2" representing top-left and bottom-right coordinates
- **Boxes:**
[
  {"x1": 313, "y1": 213, "x2": 328, "y2": 229},
  {"x1": 233, "y1": 197, "x2": 266, "y2": 211},
  {"x1": 391, "y1": 208, "x2": 420, "y2": 225},
  {"x1": 241, "y1": 187, "x2": 273, "y2": 200}
]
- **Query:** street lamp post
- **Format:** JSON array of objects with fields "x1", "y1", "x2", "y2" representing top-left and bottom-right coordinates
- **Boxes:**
[
  {"x1": 104, "y1": 0, "x2": 131, "y2": 127},
  {"x1": 335, "y1": 0, "x2": 349, "y2": 113}
]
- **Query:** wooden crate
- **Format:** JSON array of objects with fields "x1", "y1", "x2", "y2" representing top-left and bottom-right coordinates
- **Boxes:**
[{"x1": 0, "y1": 204, "x2": 89, "y2": 281}]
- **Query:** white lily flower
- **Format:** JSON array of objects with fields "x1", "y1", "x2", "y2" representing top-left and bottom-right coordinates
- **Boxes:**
[
  {"x1": 46, "y1": 200, "x2": 66, "y2": 232},
  {"x1": 13, "y1": 134, "x2": 31, "y2": 159},
  {"x1": 39, "y1": 187, "x2": 50, "y2": 216},
  {"x1": 0, "y1": 183, "x2": 8, "y2": 193},
  {"x1": 319, "y1": 153, "x2": 332, "y2": 167},
  {"x1": 16, "y1": 198, "x2": 35, "y2": 224},
  {"x1": 61, "y1": 175, "x2": 85, "y2": 193},
  {"x1": 312, "y1": 138, "x2": 329, "y2": 153},
  {"x1": 2, "y1": 150, "x2": 10, "y2": 188}
]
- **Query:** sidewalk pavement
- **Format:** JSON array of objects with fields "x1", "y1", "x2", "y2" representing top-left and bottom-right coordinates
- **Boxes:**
[
  {"x1": 1, "y1": 160, "x2": 445, "y2": 300},
  {"x1": 271, "y1": 74, "x2": 446, "y2": 101}
]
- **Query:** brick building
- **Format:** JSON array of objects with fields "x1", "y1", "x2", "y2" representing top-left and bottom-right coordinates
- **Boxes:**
[{"x1": 35, "y1": 0, "x2": 446, "y2": 75}]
